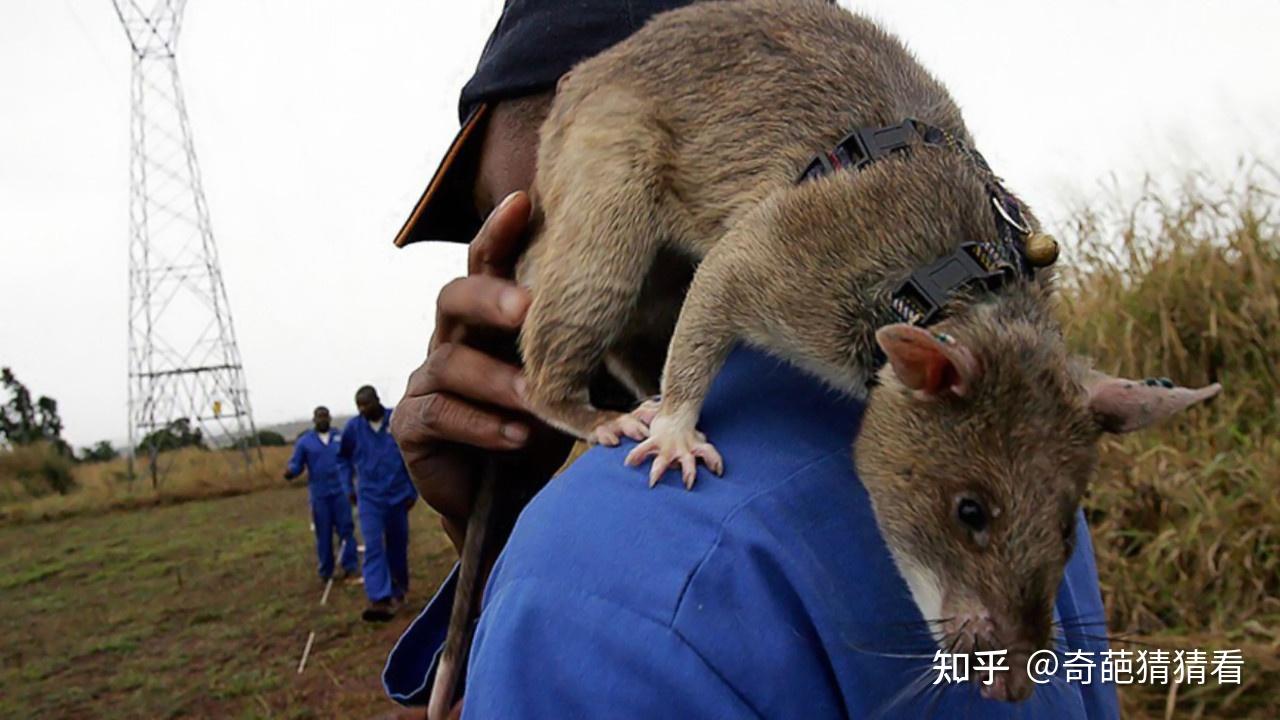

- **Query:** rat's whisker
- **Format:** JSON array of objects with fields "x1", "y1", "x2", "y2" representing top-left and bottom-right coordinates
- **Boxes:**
[
  {"x1": 841, "y1": 640, "x2": 944, "y2": 660},
  {"x1": 889, "y1": 616, "x2": 955, "y2": 628},
  {"x1": 870, "y1": 666, "x2": 949, "y2": 720},
  {"x1": 921, "y1": 676, "x2": 953, "y2": 720}
]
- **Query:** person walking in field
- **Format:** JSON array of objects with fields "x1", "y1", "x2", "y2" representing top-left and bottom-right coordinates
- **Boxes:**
[
  {"x1": 284, "y1": 405, "x2": 359, "y2": 583},
  {"x1": 340, "y1": 385, "x2": 419, "y2": 622}
]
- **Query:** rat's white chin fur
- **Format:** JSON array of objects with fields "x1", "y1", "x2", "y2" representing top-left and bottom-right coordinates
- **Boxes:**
[{"x1": 894, "y1": 555, "x2": 945, "y2": 644}]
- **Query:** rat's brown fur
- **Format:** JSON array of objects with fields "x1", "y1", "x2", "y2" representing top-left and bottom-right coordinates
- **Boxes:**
[
  {"x1": 501, "y1": 0, "x2": 1217, "y2": 704},
  {"x1": 517, "y1": 0, "x2": 966, "y2": 436}
]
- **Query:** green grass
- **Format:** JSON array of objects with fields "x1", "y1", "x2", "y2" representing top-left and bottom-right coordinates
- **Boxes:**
[{"x1": 0, "y1": 486, "x2": 455, "y2": 719}]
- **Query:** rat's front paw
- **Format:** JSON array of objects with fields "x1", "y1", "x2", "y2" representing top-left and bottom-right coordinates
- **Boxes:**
[
  {"x1": 589, "y1": 412, "x2": 651, "y2": 446},
  {"x1": 623, "y1": 415, "x2": 723, "y2": 489}
]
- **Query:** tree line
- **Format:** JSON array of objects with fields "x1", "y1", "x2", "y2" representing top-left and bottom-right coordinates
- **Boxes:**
[{"x1": 0, "y1": 367, "x2": 285, "y2": 463}]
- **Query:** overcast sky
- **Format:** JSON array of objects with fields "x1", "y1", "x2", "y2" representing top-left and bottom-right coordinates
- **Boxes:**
[{"x1": 2, "y1": 1, "x2": 1278, "y2": 446}]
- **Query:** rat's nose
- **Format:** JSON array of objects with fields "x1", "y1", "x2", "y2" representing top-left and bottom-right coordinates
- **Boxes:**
[
  {"x1": 978, "y1": 668, "x2": 1034, "y2": 703},
  {"x1": 979, "y1": 674, "x2": 1010, "y2": 702},
  {"x1": 1006, "y1": 668, "x2": 1034, "y2": 702}
]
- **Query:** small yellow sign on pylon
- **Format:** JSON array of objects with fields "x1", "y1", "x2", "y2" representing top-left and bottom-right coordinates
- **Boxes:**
[{"x1": 212, "y1": 400, "x2": 222, "y2": 417}]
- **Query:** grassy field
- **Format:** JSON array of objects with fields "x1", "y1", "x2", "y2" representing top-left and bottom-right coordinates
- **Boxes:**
[
  {"x1": 0, "y1": 485, "x2": 455, "y2": 719},
  {"x1": 0, "y1": 446, "x2": 296, "y2": 524},
  {"x1": 1, "y1": 168, "x2": 1276, "y2": 718}
]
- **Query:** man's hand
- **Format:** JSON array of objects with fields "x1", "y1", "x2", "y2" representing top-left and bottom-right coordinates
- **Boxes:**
[
  {"x1": 283, "y1": 470, "x2": 297, "y2": 482},
  {"x1": 391, "y1": 192, "x2": 573, "y2": 552}
]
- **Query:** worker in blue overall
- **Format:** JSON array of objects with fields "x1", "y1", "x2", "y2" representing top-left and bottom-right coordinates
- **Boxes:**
[
  {"x1": 284, "y1": 405, "x2": 359, "y2": 583},
  {"x1": 339, "y1": 385, "x2": 419, "y2": 622}
]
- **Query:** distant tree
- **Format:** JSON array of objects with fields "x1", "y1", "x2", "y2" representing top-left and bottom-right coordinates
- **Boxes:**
[
  {"x1": 80, "y1": 440, "x2": 120, "y2": 463},
  {"x1": 0, "y1": 367, "x2": 70, "y2": 455},
  {"x1": 255, "y1": 430, "x2": 286, "y2": 447},
  {"x1": 232, "y1": 430, "x2": 285, "y2": 449},
  {"x1": 136, "y1": 418, "x2": 205, "y2": 455}
]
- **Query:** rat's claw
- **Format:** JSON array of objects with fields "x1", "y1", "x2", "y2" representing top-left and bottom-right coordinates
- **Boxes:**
[
  {"x1": 624, "y1": 414, "x2": 722, "y2": 489},
  {"x1": 694, "y1": 443, "x2": 724, "y2": 476},
  {"x1": 680, "y1": 455, "x2": 698, "y2": 489},
  {"x1": 648, "y1": 456, "x2": 671, "y2": 488},
  {"x1": 625, "y1": 438, "x2": 657, "y2": 467}
]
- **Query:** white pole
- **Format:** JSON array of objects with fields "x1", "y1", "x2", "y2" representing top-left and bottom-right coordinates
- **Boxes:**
[
  {"x1": 297, "y1": 631, "x2": 316, "y2": 674},
  {"x1": 320, "y1": 538, "x2": 346, "y2": 606}
]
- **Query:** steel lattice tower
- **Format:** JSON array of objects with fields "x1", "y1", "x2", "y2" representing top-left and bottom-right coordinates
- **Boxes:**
[{"x1": 113, "y1": 0, "x2": 257, "y2": 478}]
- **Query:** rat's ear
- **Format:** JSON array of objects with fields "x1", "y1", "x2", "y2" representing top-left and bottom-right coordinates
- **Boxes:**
[
  {"x1": 876, "y1": 324, "x2": 981, "y2": 398},
  {"x1": 1083, "y1": 371, "x2": 1222, "y2": 433}
]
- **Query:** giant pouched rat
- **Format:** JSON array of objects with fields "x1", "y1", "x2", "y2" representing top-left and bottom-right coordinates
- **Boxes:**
[{"x1": 451, "y1": 0, "x2": 1220, "y2": 707}]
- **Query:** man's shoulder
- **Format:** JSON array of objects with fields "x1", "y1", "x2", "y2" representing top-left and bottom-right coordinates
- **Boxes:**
[
  {"x1": 492, "y1": 411, "x2": 863, "y2": 630},
  {"x1": 493, "y1": 350, "x2": 867, "y2": 614}
]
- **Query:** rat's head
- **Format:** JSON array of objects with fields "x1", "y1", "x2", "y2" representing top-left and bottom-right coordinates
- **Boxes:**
[{"x1": 854, "y1": 293, "x2": 1220, "y2": 701}]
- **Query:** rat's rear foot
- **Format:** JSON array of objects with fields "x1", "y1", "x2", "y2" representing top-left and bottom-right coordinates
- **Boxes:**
[
  {"x1": 624, "y1": 412, "x2": 723, "y2": 489},
  {"x1": 589, "y1": 397, "x2": 661, "y2": 446},
  {"x1": 520, "y1": 383, "x2": 650, "y2": 446},
  {"x1": 590, "y1": 411, "x2": 651, "y2": 447}
]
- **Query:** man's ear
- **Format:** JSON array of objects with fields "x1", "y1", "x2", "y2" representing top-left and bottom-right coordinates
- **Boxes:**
[
  {"x1": 876, "y1": 324, "x2": 981, "y2": 398},
  {"x1": 1083, "y1": 371, "x2": 1222, "y2": 433}
]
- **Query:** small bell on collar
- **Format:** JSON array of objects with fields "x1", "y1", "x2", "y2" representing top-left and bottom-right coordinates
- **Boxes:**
[{"x1": 1024, "y1": 232, "x2": 1059, "y2": 267}]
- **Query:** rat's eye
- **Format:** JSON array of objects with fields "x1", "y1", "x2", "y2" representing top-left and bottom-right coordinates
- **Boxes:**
[{"x1": 956, "y1": 498, "x2": 988, "y2": 533}]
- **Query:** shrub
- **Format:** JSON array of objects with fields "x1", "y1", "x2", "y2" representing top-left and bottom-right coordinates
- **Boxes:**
[
  {"x1": 80, "y1": 440, "x2": 120, "y2": 463},
  {"x1": 0, "y1": 442, "x2": 77, "y2": 502},
  {"x1": 136, "y1": 418, "x2": 205, "y2": 455}
]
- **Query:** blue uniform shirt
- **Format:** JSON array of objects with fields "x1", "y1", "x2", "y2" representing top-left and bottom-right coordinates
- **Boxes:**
[
  {"x1": 385, "y1": 349, "x2": 1120, "y2": 719},
  {"x1": 286, "y1": 429, "x2": 352, "y2": 500},
  {"x1": 339, "y1": 408, "x2": 418, "y2": 507}
]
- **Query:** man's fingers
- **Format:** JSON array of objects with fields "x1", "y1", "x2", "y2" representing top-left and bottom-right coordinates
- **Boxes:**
[
  {"x1": 468, "y1": 191, "x2": 532, "y2": 277},
  {"x1": 406, "y1": 343, "x2": 527, "y2": 412},
  {"x1": 434, "y1": 276, "x2": 530, "y2": 341},
  {"x1": 393, "y1": 391, "x2": 530, "y2": 452},
  {"x1": 402, "y1": 448, "x2": 472, "y2": 537}
]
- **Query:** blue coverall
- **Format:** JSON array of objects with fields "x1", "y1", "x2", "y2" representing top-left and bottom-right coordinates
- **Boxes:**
[
  {"x1": 287, "y1": 429, "x2": 358, "y2": 579},
  {"x1": 385, "y1": 348, "x2": 1120, "y2": 719},
  {"x1": 340, "y1": 408, "x2": 419, "y2": 603}
]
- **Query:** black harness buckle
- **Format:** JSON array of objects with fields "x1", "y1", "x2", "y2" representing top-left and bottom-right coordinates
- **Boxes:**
[
  {"x1": 796, "y1": 117, "x2": 1041, "y2": 328},
  {"x1": 890, "y1": 242, "x2": 1017, "y2": 325},
  {"x1": 797, "y1": 120, "x2": 921, "y2": 183}
]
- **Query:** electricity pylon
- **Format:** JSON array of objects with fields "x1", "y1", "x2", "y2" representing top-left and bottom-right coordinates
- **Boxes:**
[{"x1": 112, "y1": 0, "x2": 258, "y2": 482}]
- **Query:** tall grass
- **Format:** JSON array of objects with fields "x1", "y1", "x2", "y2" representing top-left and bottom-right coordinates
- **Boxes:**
[
  {"x1": 0, "y1": 442, "x2": 76, "y2": 502},
  {"x1": 1059, "y1": 165, "x2": 1279, "y2": 718},
  {"x1": 0, "y1": 445, "x2": 293, "y2": 524}
]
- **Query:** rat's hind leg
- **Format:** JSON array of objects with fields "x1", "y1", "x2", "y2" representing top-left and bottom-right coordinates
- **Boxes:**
[
  {"x1": 624, "y1": 242, "x2": 742, "y2": 489},
  {"x1": 518, "y1": 91, "x2": 674, "y2": 444}
]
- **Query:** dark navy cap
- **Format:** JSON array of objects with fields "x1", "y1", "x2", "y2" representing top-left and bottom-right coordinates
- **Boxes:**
[{"x1": 394, "y1": 0, "x2": 698, "y2": 246}]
